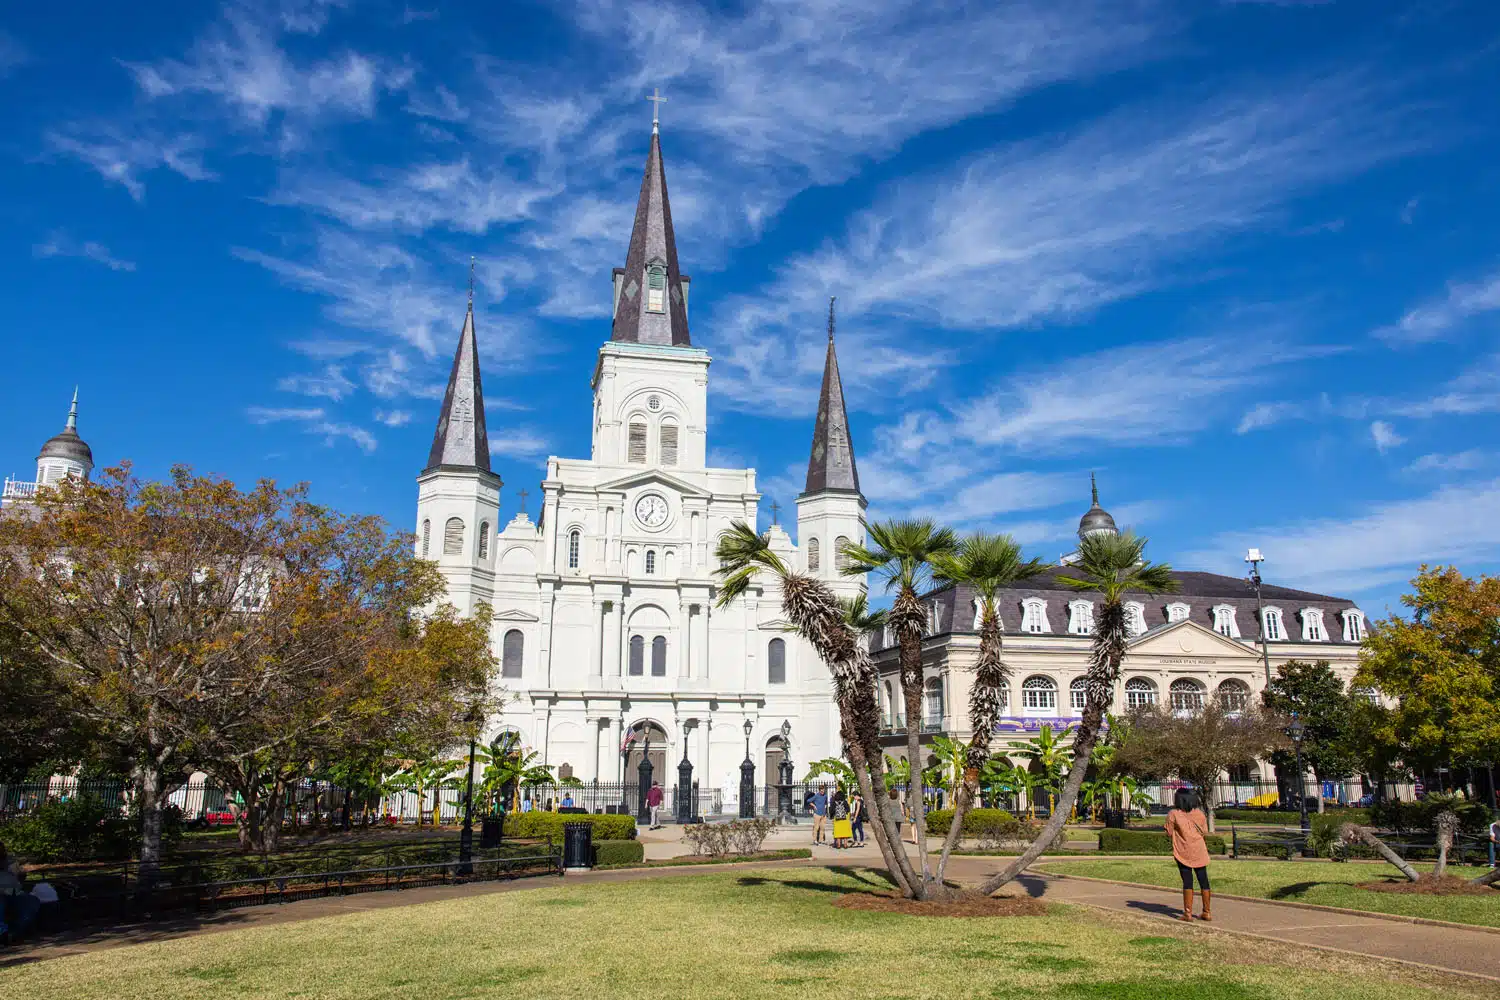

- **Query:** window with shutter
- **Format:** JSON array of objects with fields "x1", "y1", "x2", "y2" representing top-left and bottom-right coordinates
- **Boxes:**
[
  {"x1": 807, "y1": 537, "x2": 820, "y2": 572},
  {"x1": 628, "y1": 422, "x2": 647, "y2": 463},
  {"x1": 478, "y1": 522, "x2": 489, "y2": 559},
  {"x1": 650, "y1": 635, "x2": 667, "y2": 676},
  {"x1": 646, "y1": 264, "x2": 666, "y2": 313},
  {"x1": 834, "y1": 535, "x2": 851, "y2": 572},
  {"x1": 421, "y1": 520, "x2": 430, "y2": 557},
  {"x1": 660, "y1": 424, "x2": 678, "y2": 465},
  {"x1": 502, "y1": 629, "x2": 523, "y2": 679},
  {"x1": 443, "y1": 517, "x2": 464, "y2": 555}
]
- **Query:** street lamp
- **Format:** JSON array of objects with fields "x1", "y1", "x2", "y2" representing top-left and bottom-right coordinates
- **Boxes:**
[
  {"x1": 459, "y1": 706, "x2": 480, "y2": 874},
  {"x1": 1288, "y1": 715, "x2": 1310, "y2": 844},
  {"x1": 740, "y1": 719, "x2": 755, "y2": 819},
  {"x1": 1245, "y1": 548, "x2": 1272, "y2": 688},
  {"x1": 778, "y1": 719, "x2": 795, "y2": 823}
]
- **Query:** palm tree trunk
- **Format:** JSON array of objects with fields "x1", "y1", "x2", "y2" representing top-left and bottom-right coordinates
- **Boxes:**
[
  {"x1": 1470, "y1": 866, "x2": 1500, "y2": 887},
  {"x1": 846, "y1": 738, "x2": 917, "y2": 896},
  {"x1": 936, "y1": 612, "x2": 1005, "y2": 883},
  {"x1": 1434, "y1": 810, "x2": 1458, "y2": 878},
  {"x1": 1343, "y1": 824, "x2": 1420, "y2": 882},
  {"x1": 890, "y1": 588, "x2": 931, "y2": 885}
]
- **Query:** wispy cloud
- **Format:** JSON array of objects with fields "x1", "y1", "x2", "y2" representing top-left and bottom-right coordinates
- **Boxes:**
[
  {"x1": 489, "y1": 429, "x2": 550, "y2": 459},
  {"x1": 277, "y1": 365, "x2": 356, "y2": 400},
  {"x1": 374, "y1": 409, "x2": 412, "y2": 427},
  {"x1": 1369, "y1": 420, "x2": 1404, "y2": 453},
  {"x1": 1404, "y1": 450, "x2": 1487, "y2": 474},
  {"x1": 1374, "y1": 266, "x2": 1500, "y2": 344},
  {"x1": 45, "y1": 128, "x2": 214, "y2": 201},
  {"x1": 32, "y1": 233, "x2": 137, "y2": 272},
  {"x1": 247, "y1": 404, "x2": 377, "y2": 452}
]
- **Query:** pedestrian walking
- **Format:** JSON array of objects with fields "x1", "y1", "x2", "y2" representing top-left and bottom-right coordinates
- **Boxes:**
[
  {"x1": 646, "y1": 781, "x2": 665, "y2": 830},
  {"x1": 1164, "y1": 787, "x2": 1212, "y2": 921},
  {"x1": 831, "y1": 788, "x2": 852, "y2": 849},
  {"x1": 811, "y1": 785, "x2": 829, "y2": 845},
  {"x1": 849, "y1": 790, "x2": 865, "y2": 845}
]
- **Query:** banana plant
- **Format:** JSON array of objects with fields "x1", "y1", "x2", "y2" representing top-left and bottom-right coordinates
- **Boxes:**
[
  {"x1": 884, "y1": 753, "x2": 911, "y2": 791},
  {"x1": 1009, "y1": 724, "x2": 1073, "y2": 816},
  {"x1": 1079, "y1": 777, "x2": 1113, "y2": 822},
  {"x1": 803, "y1": 757, "x2": 856, "y2": 795},
  {"x1": 928, "y1": 735, "x2": 968, "y2": 797},
  {"x1": 387, "y1": 757, "x2": 464, "y2": 826}
]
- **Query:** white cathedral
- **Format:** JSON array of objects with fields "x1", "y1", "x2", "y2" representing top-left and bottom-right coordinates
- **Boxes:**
[{"x1": 413, "y1": 122, "x2": 864, "y2": 801}]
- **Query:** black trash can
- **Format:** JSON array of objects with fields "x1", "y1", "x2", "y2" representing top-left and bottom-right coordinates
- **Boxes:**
[
  {"x1": 1101, "y1": 809, "x2": 1126, "y2": 829},
  {"x1": 562, "y1": 821, "x2": 593, "y2": 869},
  {"x1": 480, "y1": 815, "x2": 502, "y2": 849}
]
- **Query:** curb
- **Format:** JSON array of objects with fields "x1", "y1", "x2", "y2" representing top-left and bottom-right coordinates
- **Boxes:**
[{"x1": 1037, "y1": 869, "x2": 1500, "y2": 937}]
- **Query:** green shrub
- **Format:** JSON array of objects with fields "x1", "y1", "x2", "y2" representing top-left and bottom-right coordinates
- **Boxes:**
[
  {"x1": 0, "y1": 796, "x2": 135, "y2": 863},
  {"x1": 1371, "y1": 797, "x2": 1487, "y2": 835},
  {"x1": 592, "y1": 839, "x2": 644, "y2": 866},
  {"x1": 1216, "y1": 807, "x2": 1370, "y2": 826},
  {"x1": 501, "y1": 811, "x2": 636, "y2": 841},
  {"x1": 1098, "y1": 828, "x2": 1226, "y2": 856},
  {"x1": 925, "y1": 808, "x2": 1015, "y2": 837}
]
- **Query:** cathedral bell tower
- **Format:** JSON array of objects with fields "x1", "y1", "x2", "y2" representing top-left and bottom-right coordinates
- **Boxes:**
[
  {"x1": 796, "y1": 299, "x2": 866, "y2": 596},
  {"x1": 415, "y1": 277, "x2": 501, "y2": 614}
]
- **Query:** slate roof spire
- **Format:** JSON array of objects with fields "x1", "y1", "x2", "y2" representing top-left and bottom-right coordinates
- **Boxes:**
[
  {"x1": 424, "y1": 292, "x2": 494, "y2": 476},
  {"x1": 610, "y1": 116, "x2": 691, "y2": 347},
  {"x1": 803, "y1": 297, "x2": 861, "y2": 495}
]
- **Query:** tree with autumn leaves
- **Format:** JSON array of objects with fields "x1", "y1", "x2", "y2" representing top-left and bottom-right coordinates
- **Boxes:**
[{"x1": 0, "y1": 466, "x2": 496, "y2": 877}]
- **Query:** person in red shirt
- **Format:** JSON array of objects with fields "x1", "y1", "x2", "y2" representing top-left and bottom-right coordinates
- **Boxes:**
[
  {"x1": 646, "y1": 782, "x2": 664, "y2": 830},
  {"x1": 1164, "y1": 788, "x2": 1212, "y2": 921}
]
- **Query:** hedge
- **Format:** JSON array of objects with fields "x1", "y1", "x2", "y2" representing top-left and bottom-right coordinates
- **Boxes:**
[
  {"x1": 1216, "y1": 807, "x2": 1370, "y2": 826},
  {"x1": 1098, "y1": 828, "x2": 1226, "y2": 855},
  {"x1": 501, "y1": 812, "x2": 636, "y2": 841},
  {"x1": 593, "y1": 839, "x2": 645, "y2": 866},
  {"x1": 925, "y1": 808, "x2": 1016, "y2": 837}
]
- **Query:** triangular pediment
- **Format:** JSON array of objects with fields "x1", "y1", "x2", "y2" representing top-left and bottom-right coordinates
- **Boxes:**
[
  {"x1": 492, "y1": 608, "x2": 540, "y2": 623},
  {"x1": 596, "y1": 468, "x2": 711, "y2": 498},
  {"x1": 1126, "y1": 619, "x2": 1258, "y2": 660},
  {"x1": 758, "y1": 617, "x2": 797, "y2": 633}
]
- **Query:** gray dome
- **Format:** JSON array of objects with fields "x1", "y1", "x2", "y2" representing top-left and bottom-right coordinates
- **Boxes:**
[
  {"x1": 38, "y1": 426, "x2": 93, "y2": 466},
  {"x1": 1078, "y1": 474, "x2": 1118, "y2": 539}
]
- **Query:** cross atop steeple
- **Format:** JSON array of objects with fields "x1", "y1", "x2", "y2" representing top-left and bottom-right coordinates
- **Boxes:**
[
  {"x1": 802, "y1": 299, "x2": 861, "y2": 496},
  {"x1": 647, "y1": 87, "x2": 667, "y2": 134},
  {"x1": 768, "y1": 500, "x2": 781, "y2": 525},
  {"x1": 518, "y1": 488, "x2": 530, "y2": 514},
  {"x1": 610, "y1": 108, "x2": 691, "y2": 347}
]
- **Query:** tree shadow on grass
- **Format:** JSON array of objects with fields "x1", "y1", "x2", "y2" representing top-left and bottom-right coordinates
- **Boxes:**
[
  {"x1": 1266, "y1": 882, "x2": 1322, "y2": 900},
  {"x1": 1013, "y1": 874, "x2": 1049, "y2": 899}
]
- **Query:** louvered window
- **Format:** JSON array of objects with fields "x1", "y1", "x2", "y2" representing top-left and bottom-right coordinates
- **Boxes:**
[
  {"x1": 502, "y1": 629, "x2": 523, "y2": 679},
  {"x1": 628, "y1": 422, "x2": 647, "y2": 463},
  {"x1": 834, "y1": 535, "x2": 851, "y2": 572},
  {"x1": 478, "y1": 522, "x2": 490, "y2": 559},
  {"x1": 807, "y1": 537, "x2": 820, "y2": 572},
  {"x1": 443, "y1": 517, "x2": 464, "y2": 555},
  {"x1": 646, "y1": 265, "x2": 666, "y2": 313},
  {"x1": 421, "y1": 520, "x2": 431, "y2": 557},
  {"x1": 660, "y1": 424, "x2": 678, "y2": 466}
]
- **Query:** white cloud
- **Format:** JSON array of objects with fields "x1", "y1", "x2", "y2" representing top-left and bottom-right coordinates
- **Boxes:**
[
  {"x1": 374, "y1": 409, "x2": 412, "y2": 427},
  {"x1": 32, "y1": 233, "x2": 137, "y2": 272},
  {"x1": 489, "y1": 429, "x2": 550, "y2": 459},
  {"x1": 247, "y1": 406, "x2": 326, "y2": 423},
  {"x1": 1404, "y1": 450, "x2": 1487, "y2": 474},
  {"x1": 246, "y1": 404, "x2": 376, "y2": 453},
  {"x1": 1185, "y1": 479, "x2": 1500, "y2": 596},
  {"x1": 1236, "y1": 401, "x2": 1308, "y2": 434},
  {"x1": 277, "y1": 364, "x2": 356, "y2": 400},
  {"x1": 1369, "y1": 420, "x2": 1404, "y2": 453},
  {"x1": 1375, "y1": 267, "x2": 1500, "y2": 344},
  {"x1": 46, "y1": 128, "x2": 214, "y2": 201},
  {"x1": 1389, "y1": 355, "x2": 1500, "y2": 419},
  {"x1": 1399, "y1": 195, "x2": 1419, "y2": 224}
]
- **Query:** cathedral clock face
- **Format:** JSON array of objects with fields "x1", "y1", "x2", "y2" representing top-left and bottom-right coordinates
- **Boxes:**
[{"x1": 635, "y1": 493, "x2": 669, "y2": 528}]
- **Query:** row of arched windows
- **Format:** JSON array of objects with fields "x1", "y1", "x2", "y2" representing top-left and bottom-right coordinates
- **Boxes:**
[
  {"x1": 628, "y1": 634, "x2": 669, "y2": 676},
  {"x1": 627, "y1": 420, "x2": 679, "y2": 466},
  {"x1": 419, "y1": 517, "x2": 490, "y2": 559},
  {"x1": 805, "y1": 535, "x2": 853, "y2": 573}
]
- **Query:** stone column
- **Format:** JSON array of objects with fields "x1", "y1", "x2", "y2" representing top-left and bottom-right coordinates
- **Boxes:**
[
  {"x1": 679, "y1": 600, "x2": 693, "y2": 679},
  {"x1": 603, "y1": 600, "x2": 623, "y2": 679},
  {"x1": 590, "y1": 599, "x2": 605, "y2": 681},
  {"x1": 692, "y1": 603, "x2": 709, "y2": 682}
]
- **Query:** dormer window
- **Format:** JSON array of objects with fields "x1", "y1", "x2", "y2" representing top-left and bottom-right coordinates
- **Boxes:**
[
  {"x1": 646, "y1": 263, "x2": 667, "y2": 313},
  {"x1": 1301, "y1": 608, "x2": 1327, "y2": 642},
  {"x1": 1166, "y1": 602, "x2": 1190, "y2": 623},
  {"x1": 1067, "y1": 600, "x2": 1094, "y2": 635},
  {"x1": 1020, "y1": 598, "x2": 1049, "y2": 634},
  {"x1": 1211, "y1": 604, "x2": 1240, "y2": 638},
  {"x1": 1342, "y1": 609, "x2": 1366, "y2": 642},
  {"x1": 1124, "y1": 601, "x2": 1147, "y2": 637},
  {"x1": 1262, "y1": 606, "x2": 1284, "y2": 641}
]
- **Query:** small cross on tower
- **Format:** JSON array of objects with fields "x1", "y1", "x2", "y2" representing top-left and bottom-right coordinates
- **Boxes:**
[
  {"x1": 768, "y1": 500, "x2": 781, "y2": 526},
  {"x1": 647, "y1": 87, "x2": 667, "y2": 134},
  {"x1": 518, "y1": 488, "x2": 530, "y2": 517}
]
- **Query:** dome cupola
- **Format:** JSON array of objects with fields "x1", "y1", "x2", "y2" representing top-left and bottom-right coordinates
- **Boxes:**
[
  {"x1": 35, "y1": 388, "x2": 93, "y2": 484},
  {"x1": 1077, "y1": 473, "x2": 1117, "y2": 540}
]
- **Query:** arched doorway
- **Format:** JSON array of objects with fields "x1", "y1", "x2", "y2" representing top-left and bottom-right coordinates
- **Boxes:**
[{"x1": 625, "y1": 721, "x2": 669, "y2": 783}]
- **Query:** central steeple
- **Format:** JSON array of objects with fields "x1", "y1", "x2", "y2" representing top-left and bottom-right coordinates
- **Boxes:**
[
  {"x1": 610, "y1": 121, "x2": 691, "y2": 347},
  {"x1": 424, "y1": 293, "x2": 495, "y2": 477},
  {"x1": 803, "y1": 298, "x2": 861, "y2": 495}
]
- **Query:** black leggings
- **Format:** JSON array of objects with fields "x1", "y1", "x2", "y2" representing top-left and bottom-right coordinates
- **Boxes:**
[{"x1": 1176, "y1": 861, "x2": 1210, "y2": 891}]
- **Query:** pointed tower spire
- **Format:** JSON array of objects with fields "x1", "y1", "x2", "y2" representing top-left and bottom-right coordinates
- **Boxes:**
[
  {"x1": 66, "y1": 387, "x2": 79, "y2": 431},
  {"x1": 1090, "y1": 471, "x2": 1098, "y2": 506},
  {"x1": 610, "y1": 106, "x2": 691, "y2": 347},
  {"x1": 804, "y1": 297, "x2": 861, "y2": 495},
  {"x1": 424, "y1": 295, "x2": 494, "y2": 476}
]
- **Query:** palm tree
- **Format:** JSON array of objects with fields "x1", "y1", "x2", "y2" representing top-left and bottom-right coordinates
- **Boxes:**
[
  {"x1": 716, "y1": 522, "x2": 924, "y2": 897},
  {"x1": 840, "y1": 519, "x2": 957, "y2": 885},
  {"x1": 1009, "y1": 723, "x2": 1073, "y2": 816},
  {"x1": 927, "y1": 532, "x2": 1045, "y2": 879},
  {"x1": 977, "y1": 530, "x2": 1176, "y2": 896}
]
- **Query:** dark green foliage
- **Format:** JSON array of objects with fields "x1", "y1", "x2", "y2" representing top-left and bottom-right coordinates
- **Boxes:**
[
  {"x1": 0, "y1": 795, "x2": 136, "y2": 862},
  {"x1": 1216, "y1": 807, "x2": 1370, "y2": 825},
  {"x1": 1371, "y1": 796, "x2": 1490, "y2": 835},
  {"x1": 1263, "y1": 660, "x2": 1357, "y2": 784},
  {"x1": 591, "y1": 839, "x2": 644, "y2": 866},
  {"x1": 925, "y1": 807, "x2": 1015, "y2": 836},
  {"x1": 1097, "y1": 828, "x2": 1226, "y2": 855},
  {"x1": 501, "y1": 811, "x2": 636, "y2": 840}
]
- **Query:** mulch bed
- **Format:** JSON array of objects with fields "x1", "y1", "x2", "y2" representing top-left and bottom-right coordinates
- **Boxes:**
[
  {"x1": 1356, "y1": 875, "x2": 1497, "y2": 896},
  {"x1": 834, "y1": 890, "x2": 1048, "y2": 917}
]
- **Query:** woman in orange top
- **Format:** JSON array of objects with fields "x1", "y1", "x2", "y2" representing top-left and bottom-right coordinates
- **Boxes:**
[{"x1": 1164, "y1": 788, "x2": 1212, "y2": 921}]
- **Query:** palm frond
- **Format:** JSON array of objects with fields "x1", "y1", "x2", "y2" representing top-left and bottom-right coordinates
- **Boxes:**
[
  {"x1": 839, "y1": 593, "x2": 888, "y2": 636},
  {"x1": 840, "y1": 518, "x2": 958, "y2": 592},
  {"x1": 931, "y1": 531, "x2": 1046, "y2": 603},
  {"x1": 1056, "y1": 530, "x2": 1177, "y2": 603},
  {"x1": 714, "y1": 520, "x2": 788, "y2": 609}
]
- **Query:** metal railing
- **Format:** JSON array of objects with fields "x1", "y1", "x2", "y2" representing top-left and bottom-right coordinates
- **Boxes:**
[{"x1": 1, "y1": 478, "x2": 38, "y2": 500}]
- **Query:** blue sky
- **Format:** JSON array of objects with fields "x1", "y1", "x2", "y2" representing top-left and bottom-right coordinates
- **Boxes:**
[{"x1": 3, "y1": 0, "x2": 1498, "y2": 616}]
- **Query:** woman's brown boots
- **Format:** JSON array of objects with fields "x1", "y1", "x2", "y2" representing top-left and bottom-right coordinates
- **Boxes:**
[
  {"x1": 1199, "y1": 891, "x2": 1212, "y2": 921},
  {"x1": 1180, "y1": 889, "x2": 1194, "y2": 921}
]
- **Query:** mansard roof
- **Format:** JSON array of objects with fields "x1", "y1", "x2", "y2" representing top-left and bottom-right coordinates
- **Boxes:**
[
  {"x1": 610, "y1": 130, "x2": 691, "y2": 347},
  {"x1": 423, "y1": 303, "x2": 496, "y2": 478}
]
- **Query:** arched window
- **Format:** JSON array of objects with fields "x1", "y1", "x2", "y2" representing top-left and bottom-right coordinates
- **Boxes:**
[
  {"x1": 443, "y1": 517, "x2": 464, "y2": 555},
  {"x1": 1354, "y1": 686, "x2": 1381, "y2": 706},
  {"x1": 1170, "y1": 678, "x2": 1205, "y2": 713},
  {"x1": 924, "y1": 677, "x2": 945, "y2": 727},
  {"x1": 1125, "y1": 678, "x2": 1157, "y2": 709},
  {"x1": 767, "y1": 638, "x2": 786, "y2": 684},
  {"x1": 645, "y1": 262, "x2": 667, "y2": 313},
  {"x1": 1262, "y1": 607, "x2": 1284, "y2": 641},
  {"x1": 1217, "y1": 679, "x2": 1250, "y2": 713},
  {"x1": 1300, "y1": 608, "x2": 1327, "y2": 642},
  {"x1": 502, "y1": 629, "x2": 523, "y2": 679},
  {"x1": 1020, "y1": 599, "x2": 1049, "y2": 634},
  {"x1": 478, "y1": 521, "x2": 490, "y2": 559},
  {"x1": 659, "y1": 423, "x2": 679, "y2": 466},
  {"x1": 1067, "y1": 600, "x2": 1094, "y2": 635},
  {"x1": 568, "y1": 530, "x2": 581, "y2": 570},
  {"x1": 1212, "y1": 604, "x2": 1239, "y2": 638},
  {"x1": 834, "y1": 535, "x2": 851, "y2": 572},
  {"x1": 421, "y1": 519, "x2": 431, "y2": 557},
  {"x1": 650, "y1": 635, "x2": 667, "y2": 676},
  {"x1": 628, "y1": 635, "x2": 645, "y2": 676},
  {"x1": 1069, "y1": 677, "x2": 1088, "y2": 712},
  {"x1": 1021, "y1": 675, "x2": 1057, "y2": 712},
  {"x1": 807, "y1": 537, "x2": 820, "y2": 572},
  {"x1": 1342, "y1": 609, "x2": 1366, "y2": 642},
  {"x1": 1124, "y1": 601, "x2": 1147, "y2": 637},
  {"x1": 645, "y1": 550, "x2": 656, "y2": 574},
  {"x1": 1165, "y1": 602, "x2": 1190, "y2": 623},
  {"x1": 628, "y1": 421, "x2": 647, "y2": 463}
]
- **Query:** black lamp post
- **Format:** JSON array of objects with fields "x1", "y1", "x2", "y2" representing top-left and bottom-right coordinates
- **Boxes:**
[
  {"x1": 1288, "y1": 715, "x2": 1310, "y2": 847},
  {"x1": 458, "y1": 708, "x2": 480, "y2": 874},
  {"x1": 777, "y1": 719, "x2": 795, "y2": 823},
  {"x1": 636, "y1": 733, "x2": 654, "y2": 825},
  {"x1": 739, "y1": 719, "x2": 756, "y2": 819},
  {"x1": 676, "y1": 722, "x2": 695, "y2": 824},
  {"x1": 1245, "y1": 548, "x2": 1272, "y2": 688}
]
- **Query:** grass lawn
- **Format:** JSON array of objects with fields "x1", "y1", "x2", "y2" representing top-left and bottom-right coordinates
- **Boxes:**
[
  {"x1": 1, "y1": 869, "x2": 1483, "y2": 1000},
  {"x1": 1038, "y1": 858, "x2": 1500, "y2": 928}
]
